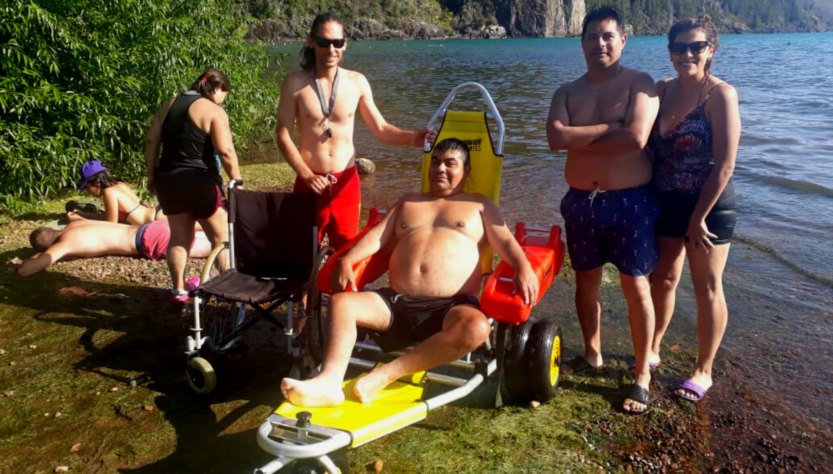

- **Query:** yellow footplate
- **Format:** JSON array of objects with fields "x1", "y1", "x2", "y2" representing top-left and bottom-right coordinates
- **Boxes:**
[{"x1": 275, "y1": 373, "x2": 428, "y2": 448}]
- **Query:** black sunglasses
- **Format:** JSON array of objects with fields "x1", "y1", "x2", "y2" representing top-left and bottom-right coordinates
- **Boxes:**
[
  {"x1": 314, "y1": 36, "x2": 346, "y2": 49},
  {"x1": 668, "y1": 41, "x2": 710, "y2": 55}
]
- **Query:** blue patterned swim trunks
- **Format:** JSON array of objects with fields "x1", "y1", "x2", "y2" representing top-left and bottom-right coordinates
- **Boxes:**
[{"x1": 560, "y1": 185, "x2": 660, "y2": 277}]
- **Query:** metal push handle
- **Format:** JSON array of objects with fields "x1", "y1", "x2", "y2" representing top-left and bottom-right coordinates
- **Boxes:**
[{"x1": 424, "y1": 82, "x2": 505, "y2": 155}]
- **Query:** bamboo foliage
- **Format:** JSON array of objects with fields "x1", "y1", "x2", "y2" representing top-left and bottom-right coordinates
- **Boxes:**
[{"x1": 0, "y1": 0, "x2": 282, "y2": 212}]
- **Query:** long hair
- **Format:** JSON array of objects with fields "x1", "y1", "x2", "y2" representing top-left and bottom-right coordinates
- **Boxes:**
[
  {"x1": 300, "y1": 13, "x2": 345, "y2": 72},
  {"x1": 87, "y1": 169, "x2": 117, "y2": 189},
  {"x1": 668, "y1": 14, "x2": 720, "y2": 74},
  {"x1": 189, "y1": 68, "x2": 232, "y2": 99}
]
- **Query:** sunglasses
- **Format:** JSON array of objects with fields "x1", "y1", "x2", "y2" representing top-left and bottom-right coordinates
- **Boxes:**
[
  {"x1": 668, "y1": 41, "x2": 710, "y2": 55},
  {"x1": 314, "y1": 36, "x2": 346, "y2": 49}
]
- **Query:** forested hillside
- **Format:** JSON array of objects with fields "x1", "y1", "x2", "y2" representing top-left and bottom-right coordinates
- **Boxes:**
[
  {"x1": 585, "y1": 0, "x2": 829, "y2": 34},
  {"x1": 241, "y1": 0, "x2": 831, "y2": 41}
]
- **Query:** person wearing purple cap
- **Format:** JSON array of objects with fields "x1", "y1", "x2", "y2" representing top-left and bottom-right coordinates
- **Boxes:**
[
  {"x1": 71, "y1": 161, "x2": 167, "y2": 226},
  {"x1": 144, "y1": 68, "x2": 242, "y2": 303}
]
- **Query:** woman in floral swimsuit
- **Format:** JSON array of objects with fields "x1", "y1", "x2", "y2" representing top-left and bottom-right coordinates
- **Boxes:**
[{"x1": 647, "y1": 14, "x2": 741, "y2": 403}]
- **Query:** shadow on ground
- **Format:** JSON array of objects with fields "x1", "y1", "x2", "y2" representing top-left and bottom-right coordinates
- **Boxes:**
[{"x1": 0, "y1": 247, "x2": 294, "y2": 473}]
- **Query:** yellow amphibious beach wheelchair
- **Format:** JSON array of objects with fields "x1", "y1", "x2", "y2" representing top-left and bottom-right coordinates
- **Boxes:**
[{"x1": 254, "y1": 83, "x2": 567, "y2": 474}]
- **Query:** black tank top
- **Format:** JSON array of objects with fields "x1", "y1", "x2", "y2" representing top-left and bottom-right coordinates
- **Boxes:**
[{"x1": 159, "y1": 91, "x2": 220, "y2": 178}]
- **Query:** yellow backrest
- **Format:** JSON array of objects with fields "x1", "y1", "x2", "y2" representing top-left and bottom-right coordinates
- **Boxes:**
[{"x1": 421, "y1": 110, "x2": 504, "y2": 274}]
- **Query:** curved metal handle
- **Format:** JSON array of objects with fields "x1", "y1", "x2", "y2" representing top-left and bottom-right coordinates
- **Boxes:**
[
  {"x1": 256, "y1": 421, "x2": 351, "y2": 460},
  {"x1": 424, "y1": 82, "x2": 505, "y2": 155}
]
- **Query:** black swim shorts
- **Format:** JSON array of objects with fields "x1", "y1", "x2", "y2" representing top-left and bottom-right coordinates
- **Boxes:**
[
  {"x1": 654, "y1": 180, "x2": 737, "y2": 244},
  {"x1": 154, "y1": 168, "x2": 224, "y2": 219},
  {"x1": 368, "y1": 287, "x2": 480, "y2": 353}
]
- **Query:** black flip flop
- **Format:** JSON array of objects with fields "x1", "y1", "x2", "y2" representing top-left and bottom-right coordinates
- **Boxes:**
[
  {"x1": 563, "y1": 356, "x2": 602, "y2": 375},
  {"x1": 623, "y1": 384, "x2": 650, "y2": 415}
]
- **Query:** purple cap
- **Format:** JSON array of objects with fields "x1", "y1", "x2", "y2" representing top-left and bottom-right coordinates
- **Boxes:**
[{"x1": 77, "y1": 160, "x2": 108, "y2": 189}]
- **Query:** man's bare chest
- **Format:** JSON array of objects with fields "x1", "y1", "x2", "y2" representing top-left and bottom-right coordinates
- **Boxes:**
[
  {"x1": 395, "y1": 202, "x2": 484, "y2": 240},
  {"x1": 567, "y1": 88, "x2": 631, "y2": 125},
  {"x1": 296, "y1": 84, "x2": 360, "y2": 122}
]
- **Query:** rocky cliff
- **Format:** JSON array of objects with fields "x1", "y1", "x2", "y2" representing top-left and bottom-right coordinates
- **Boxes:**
[
  {"x1": 244, "y1": 0, "x2": 829, "y2": 42},
  {"x1": 493, "y1": 0, "x2": 585, "y2": 37}
]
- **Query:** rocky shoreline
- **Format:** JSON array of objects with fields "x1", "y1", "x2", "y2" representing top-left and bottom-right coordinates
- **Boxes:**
[
  {"x1": 246, "y1": 17, "x2": 509, "y2": 42},
  {"x1": 245, "y1": 10, "x2": 828, "y2": 44},
  {"x1": 246, "y1": 19, "x2": 829, "y2": 44}
]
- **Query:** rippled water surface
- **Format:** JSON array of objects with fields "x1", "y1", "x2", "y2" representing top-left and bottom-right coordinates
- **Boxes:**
[{"x1": 269, "y1": 33, "x2": 833, "y2": 441}]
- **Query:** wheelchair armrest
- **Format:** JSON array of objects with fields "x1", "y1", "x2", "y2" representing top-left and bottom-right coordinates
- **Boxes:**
[
  {"x1": 316, "y1": 207, "x2": 391, "y2": 294},
  {"x1": 481, "y1": 223, "x2": 565, "y2": 324}
]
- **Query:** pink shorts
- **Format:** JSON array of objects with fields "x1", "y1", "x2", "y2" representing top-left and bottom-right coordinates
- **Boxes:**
[
  {"x1": 136, "y1": 221, "x2": 196, "y2": 260},
  {"x1": 136, "y1": 221, "x2": 171, "y2": 260}
]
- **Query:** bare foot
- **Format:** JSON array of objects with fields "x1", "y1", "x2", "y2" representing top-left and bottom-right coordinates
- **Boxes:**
[
  {"x1": 281, "y1": 377, "x2": 344, "y2": 407},
  {"x1": 353, "y1": 372, "x2": 393, "y2": 404}
]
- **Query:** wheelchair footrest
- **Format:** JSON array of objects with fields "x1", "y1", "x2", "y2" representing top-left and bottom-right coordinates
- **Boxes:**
[{"x1": 275, "y1": 375, "x2": 428, "y2": 448}]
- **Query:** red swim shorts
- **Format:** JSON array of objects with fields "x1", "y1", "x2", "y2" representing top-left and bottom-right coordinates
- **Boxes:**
[
  {"x1": 293, "y1": 165, "x2": 361, "y2": 250},
  {"x1": 136, "y1": 220, "x2": 171, "y2": 260},
  {"x1": 136, "y1": 220, "x2": 196, "y2": 260}
]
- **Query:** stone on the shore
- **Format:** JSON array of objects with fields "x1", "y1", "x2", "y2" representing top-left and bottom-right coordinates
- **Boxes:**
[{"x1": 356, "y1": 158, "x2": 376, "y2": 176}]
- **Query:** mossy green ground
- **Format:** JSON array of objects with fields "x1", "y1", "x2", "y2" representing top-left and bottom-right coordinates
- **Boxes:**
[{"x1": 0, "y1": 163, "x2": 701, "y2": 473}]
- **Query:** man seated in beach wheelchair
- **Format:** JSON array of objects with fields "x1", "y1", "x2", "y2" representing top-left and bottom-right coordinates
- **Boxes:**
[{"x1": 282, "y1": 137, "x2": 557, "y2": 408}]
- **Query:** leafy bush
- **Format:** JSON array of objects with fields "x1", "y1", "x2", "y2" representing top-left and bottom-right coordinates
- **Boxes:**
[{"x1": 0, "y1": 0, "x2": 282, "y2": 213}]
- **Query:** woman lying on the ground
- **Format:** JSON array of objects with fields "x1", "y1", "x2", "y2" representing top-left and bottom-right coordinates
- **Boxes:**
[{"x1": 70, "y1": 160, "x2": 166, "y2": 226}]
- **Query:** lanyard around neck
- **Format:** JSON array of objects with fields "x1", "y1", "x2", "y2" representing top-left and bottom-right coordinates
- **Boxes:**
[{"x1": 314, "y1": 68, "x2": 340, "y2": 138}]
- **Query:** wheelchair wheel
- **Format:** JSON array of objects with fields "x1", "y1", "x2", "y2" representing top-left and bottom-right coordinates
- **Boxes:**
[
  {"x1": 305, "y1": 247, "x2": 334, "y2": 364},
  {"x1": 288, "y1": 353, "x2": 318, "y2": 381},
  {"x1": 200, "y1": 242, "x2": 231, "y2": 283},
  {"x1": 201, "y1": 298, "x2": 247, "y2": 355},
  {"x1": 503, "y1": 318, "x2": 537, "y2": 403},
  {"x1": 523, "y1": 319, "x2": 562, "y2": 402},
  {"x1": 186, "y1": 357, "x2": 217, "y2": 395},
  {"x1": 197, "y1": 244, "x2": 248, "y2": 355}
]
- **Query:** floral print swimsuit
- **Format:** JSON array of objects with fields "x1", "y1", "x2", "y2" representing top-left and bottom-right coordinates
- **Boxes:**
[{"x1": 648, "y1": 83, "x2": 737, "y2": 243}]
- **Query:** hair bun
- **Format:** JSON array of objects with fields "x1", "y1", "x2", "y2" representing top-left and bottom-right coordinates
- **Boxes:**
[{"x1": 699, "y1": 13, "x2": 712, "y2": 22}]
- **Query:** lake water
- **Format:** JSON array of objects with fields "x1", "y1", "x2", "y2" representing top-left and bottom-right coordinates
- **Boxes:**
[{"x1": 268, "y1": 33, "x2": 832, "y2": 446}]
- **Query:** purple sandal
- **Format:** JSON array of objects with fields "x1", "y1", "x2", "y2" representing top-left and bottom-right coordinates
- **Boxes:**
[{"x1": 676, "y1": 379, "x2": 709, "y2": 403}]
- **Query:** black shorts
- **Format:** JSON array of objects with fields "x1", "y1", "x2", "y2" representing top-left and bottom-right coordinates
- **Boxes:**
[
  {"x1": 369, "y1": 287, "x2": 480, "y2": 353},
  {"x1": 654, "y1": 181, "x2": 737, "y2": 244},
  {"x1": 155, "y1": 168, "x2": 224, "y2": 219}
]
